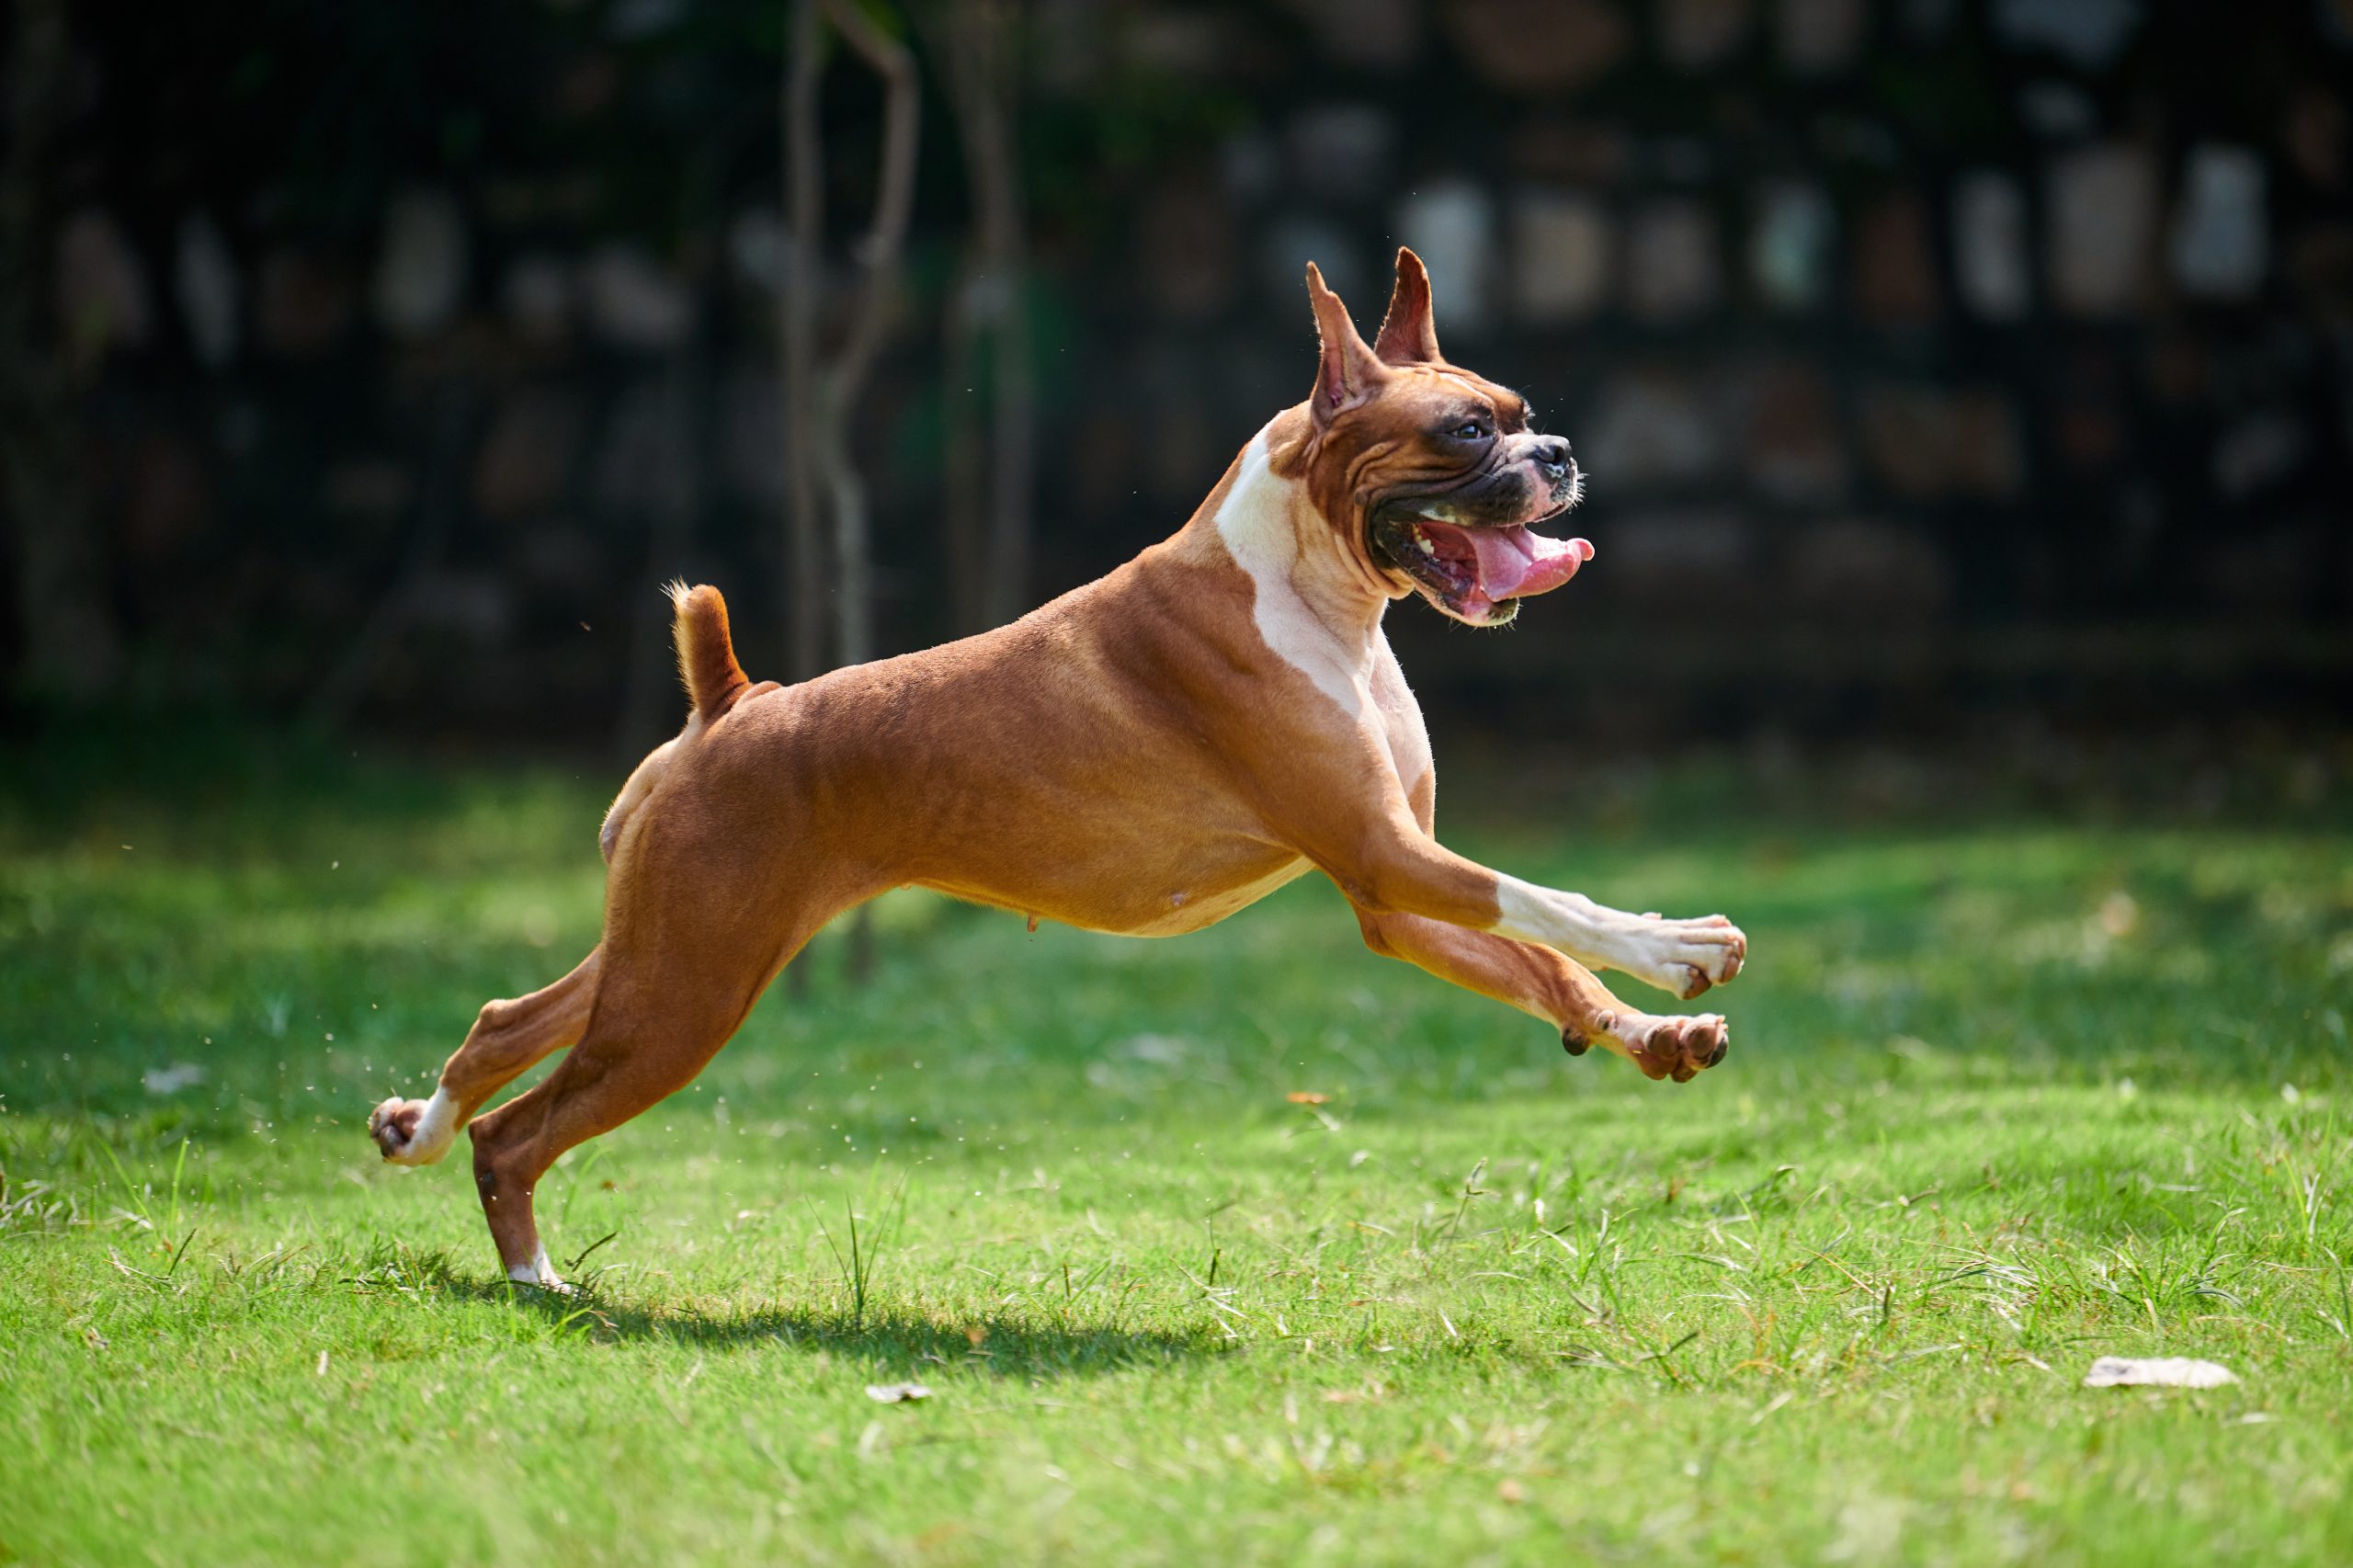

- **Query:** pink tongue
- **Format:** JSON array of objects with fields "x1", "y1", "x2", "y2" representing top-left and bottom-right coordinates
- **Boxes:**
[{"x1": 1466, "y1": 526, "x2": 1594, "y2": 600}]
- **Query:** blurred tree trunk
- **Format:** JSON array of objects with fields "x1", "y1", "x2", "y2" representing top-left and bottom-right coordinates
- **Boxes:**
[
  {"x1": 781, "y1": 0, "x2": 827, "y2": 688},
  {"x1": 782, "y1": 0, "x2": 921, "y2": 983},
  {"x1": 0, "y1": 0, "x2": 124, "y2": 700},
  {"x1": 932, "y1": 0, "x2": 1031, "y2": 633},
  {"x1": 816, "y1": 0, "x2": 918, "y2": 680}
]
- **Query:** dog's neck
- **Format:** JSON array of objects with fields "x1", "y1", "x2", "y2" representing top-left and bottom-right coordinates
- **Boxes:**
[
  {"x1": 1186, "y1": 413, "x2": 1400, "y2": 715},
  {"x1": 1201, "y1": 412, "x2": 1396, "y2": 650}
]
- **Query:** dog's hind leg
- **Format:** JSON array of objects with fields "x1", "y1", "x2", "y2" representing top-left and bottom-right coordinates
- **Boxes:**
[
  {"x1": 462, "y1": 937, "x2": 783, "y2": 1288},
  {"x1": 369, "y1": 946, "x2": 603, "y2": 1166}
]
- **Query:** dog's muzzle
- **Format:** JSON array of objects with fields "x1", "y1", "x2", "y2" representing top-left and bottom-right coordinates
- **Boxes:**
[{"x1": 1367, "y1": 461, "x2": 1590, "y2": 627}]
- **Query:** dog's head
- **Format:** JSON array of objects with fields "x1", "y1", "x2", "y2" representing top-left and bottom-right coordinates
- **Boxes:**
[{"x1": 1295, "y1": 249, "x2": 1589, "y2": 628}]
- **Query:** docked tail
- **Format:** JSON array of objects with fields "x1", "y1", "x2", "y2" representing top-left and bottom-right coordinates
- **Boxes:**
[
  {"x1": 601, "y1": 582, "x2": 759, "y2": 864},
  {"x1": 666, "y1": 580, "x2": 752, "y2": 723}
]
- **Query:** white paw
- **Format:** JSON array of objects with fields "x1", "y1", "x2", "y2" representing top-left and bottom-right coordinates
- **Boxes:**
[
  {"x1": 1617, "y1": 914, "x2": 1746, "y2": 1000},
  {"x1": 369, "y1": 1088, "x2": 460, "y2": 1166},
  {"x1": 507, "y1": 1247, "x2": 571, "y2": 1292}
]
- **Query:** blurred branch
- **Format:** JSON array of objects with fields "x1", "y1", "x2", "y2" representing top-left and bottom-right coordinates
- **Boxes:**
[
  {"x1": 782, "y1": 0, "x2": 827, "y2": 686},
  {"x1": 930, "y1": 0, "x2": 1032, "y2": 634},
  {"x1": 0, "y1": 0, "x2": 124, "y2": 700},
  {"x1": 782, "y1": 0, "x2": 922, "y2": 983},
  {"x1": 817, "y1": 0, "x2": 919, "y2": 676},
  {"x1": 784, "y1": 0, "x2": 920, "y2": 679},
  {"x1": 819, "y1": 0, "x2": 920, "y2": 430}
]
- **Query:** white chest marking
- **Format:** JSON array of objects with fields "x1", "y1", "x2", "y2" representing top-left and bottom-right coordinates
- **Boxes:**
[{"x1": 1213, "y1": 429, "x2": 1372, "y2": 721}]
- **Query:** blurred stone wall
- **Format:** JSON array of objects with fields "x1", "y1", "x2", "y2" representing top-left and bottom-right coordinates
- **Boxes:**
[{"x1": 13, "y1": 0, "x2": 2352, "y2": 744}]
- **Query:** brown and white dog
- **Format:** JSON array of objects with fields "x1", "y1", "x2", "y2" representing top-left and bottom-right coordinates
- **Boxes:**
[{"x1": 369, "y1": 251, "x2": 1746, "y2": 1289}]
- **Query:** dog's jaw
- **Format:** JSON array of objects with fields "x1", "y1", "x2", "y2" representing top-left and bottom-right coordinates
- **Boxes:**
[
  {"x1": 1370, "y1": 510, "x2": 1593, "y2": 627},
  {"x1": 1362, "y1": 454, "x2": 1592, "y2": 627}
]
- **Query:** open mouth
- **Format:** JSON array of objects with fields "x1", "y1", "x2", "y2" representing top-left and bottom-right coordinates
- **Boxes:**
[{"x1": 1370, "y1": 506, "x2": 1594, "y2": 626}]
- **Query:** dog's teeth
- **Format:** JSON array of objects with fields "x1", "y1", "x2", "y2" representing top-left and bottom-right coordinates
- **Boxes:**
[{"x1": 1416, "y1": 538, "x2": 1435, "y2": 554}]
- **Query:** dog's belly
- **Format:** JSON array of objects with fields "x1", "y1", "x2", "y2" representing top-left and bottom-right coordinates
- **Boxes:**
[
  {"x1": 1115, "y1": 853, "x2": 1312, "y2": 937},
  {"x1": 918, "y1": 836, "x2": 1309, "y2": 939}
]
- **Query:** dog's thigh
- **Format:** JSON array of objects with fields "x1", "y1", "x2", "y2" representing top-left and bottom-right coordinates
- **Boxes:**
[
  {"x1": 465, "y1": 795, "x2": 867, "y2": 1279},
  {"x1": 464, "y1": 903, "x2": 800, "y2": 1281}
]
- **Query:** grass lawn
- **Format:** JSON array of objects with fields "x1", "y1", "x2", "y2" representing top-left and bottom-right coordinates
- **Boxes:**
[{"x1": 3, "y1": 738, "x2": 2350, "y2": 1565}]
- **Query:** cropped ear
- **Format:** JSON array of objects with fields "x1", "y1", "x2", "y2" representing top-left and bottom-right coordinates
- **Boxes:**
[
  {"x1": 1305, "y1": 262, "x2": 1388, "y2": 430},
  {"x1": 1372, "y1": 246, "x2": 1442, "y2": 366}
]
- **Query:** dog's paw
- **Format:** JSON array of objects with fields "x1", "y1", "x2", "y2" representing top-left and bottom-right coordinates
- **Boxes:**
[
  {"x1": 1620, "y1": 914, "x2": 1746, "y2": 1000},
  {"x1": 369, "y1": 1090, "x2": 458, "y2": 1166},
  {"x1": 1584, "y1": 1008, "x2": 1729, "y2": 1083},
  {"x1": 507, "y1": 1248, "x2": 572, "y2": 1292}
]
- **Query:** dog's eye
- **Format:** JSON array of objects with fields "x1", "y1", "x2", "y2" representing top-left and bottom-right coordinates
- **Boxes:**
[{"x1": 1449, "y1": 421, "x2": 1488, "y2": 440}]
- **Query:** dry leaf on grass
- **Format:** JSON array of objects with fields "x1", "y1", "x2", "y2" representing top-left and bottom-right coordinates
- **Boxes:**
[{"x1": 864, "y1": 1381, "x2": 934, "y2": 1403}]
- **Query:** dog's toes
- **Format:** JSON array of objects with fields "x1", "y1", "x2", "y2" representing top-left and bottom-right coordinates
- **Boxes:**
[
  {"x1": 1719, "y1": 926, "x2": 1747, "y2": 983},
  {"x1": 1690, "y1": 1015, "x2": 1728, "y2": 1067},
  {"x1": 1622, "y1": 914, "x2": 1747, "y2": 998},
  {"x1": 1628, "y1": 1014, "x2": 1731, "y2": 1082},
  {"x1": 369, "y1": 1096, "x2": 420, "y2": 1158},
  {"x1": 1657, "y1": 1018, "x2": 1701, "y2": 1082},
  {"x1": 370, "y1": 1093, "x2": 454, "y2": 1166},
  {"x1": 1697, "y1": 925, "x2": 1747, "y2": 988}
]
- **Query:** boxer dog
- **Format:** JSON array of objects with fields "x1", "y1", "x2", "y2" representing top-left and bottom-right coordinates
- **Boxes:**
[{"x1": 369, "y1": 251, "x2": 1747, "y2": 1288}]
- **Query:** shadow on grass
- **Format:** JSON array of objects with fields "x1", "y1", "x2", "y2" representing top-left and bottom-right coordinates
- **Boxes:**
[{"x1": 419, "y1": 1263, "x2": 1222, "y2": 1381}]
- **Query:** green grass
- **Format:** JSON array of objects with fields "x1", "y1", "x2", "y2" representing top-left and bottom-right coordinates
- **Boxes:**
[{"x1": 3, "y1": 742, "x2": 2351, "y2": 1565}]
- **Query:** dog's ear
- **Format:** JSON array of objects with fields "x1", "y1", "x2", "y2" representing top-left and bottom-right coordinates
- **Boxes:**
[
  {"x1": 1372, "y1": 246, "x2": 1442, "y2": 366},
  {"x1": 1305, "y1": 262, "x2": 1388, "y2": 430}
]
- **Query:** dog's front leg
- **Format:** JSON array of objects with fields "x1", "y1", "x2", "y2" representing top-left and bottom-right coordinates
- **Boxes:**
[
  {"x1": 1353, "y1": 907, "x2": 1729, "y2": 1081},
  {"x1": 1311, "y1": 809, "x2": 1745, "y2": 1001}
]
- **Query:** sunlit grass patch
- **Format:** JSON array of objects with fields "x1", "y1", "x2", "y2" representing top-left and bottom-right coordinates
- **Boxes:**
[{"x1": 2, "y1": 756, "x2": 2349, "y2": 1564}]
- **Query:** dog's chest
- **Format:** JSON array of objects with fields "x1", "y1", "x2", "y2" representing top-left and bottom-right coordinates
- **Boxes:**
[
  {"x1": 1232, "y1": 584, "x2": 1430, "y2": 801},
  {"x1": 1239, "y1": 597, "x2": 1434, "y2": 801},
  {"x1": 1367, "y1": 634, "x2": 1434, "y2": 800}
]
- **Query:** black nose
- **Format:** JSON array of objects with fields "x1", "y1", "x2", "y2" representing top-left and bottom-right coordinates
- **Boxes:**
[{"x1": 1532, "y1": 437, "x2": 1572, "y2": 478}]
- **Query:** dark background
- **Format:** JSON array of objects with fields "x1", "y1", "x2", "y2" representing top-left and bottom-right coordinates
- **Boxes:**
[{"x1": 4, "y1": 0, "x2": 2348, "y2": 772}]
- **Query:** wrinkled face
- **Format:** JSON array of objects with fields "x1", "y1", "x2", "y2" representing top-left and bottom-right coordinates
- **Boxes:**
[{"x1": 1324, "y1": 369, "x2": 1591, "y2": 627}]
